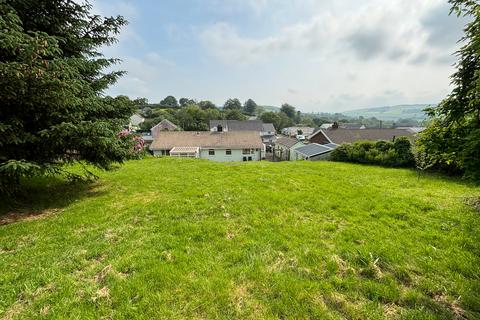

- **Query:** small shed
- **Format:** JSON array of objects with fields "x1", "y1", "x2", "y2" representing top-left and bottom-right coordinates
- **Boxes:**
[
  {"x1": 274, "y1": 137, "x2": 305, "y2": 161},
  {"x1": 293, "y1": 143, "x2": 337, "y2": 161}
]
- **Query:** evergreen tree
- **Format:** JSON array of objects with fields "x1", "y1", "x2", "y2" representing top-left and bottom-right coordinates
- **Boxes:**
[
  {"x1": 243, "y1": 99, "x2": 257, "y2": 115},
  {"x1": 0, "y1": 1, "x2": 135, "y2": 192}
]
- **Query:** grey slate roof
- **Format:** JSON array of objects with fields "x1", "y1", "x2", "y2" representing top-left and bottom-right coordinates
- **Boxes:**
[
  {"x1": 319, "y1": 128, "x2": 415, "y2": 144},
  {"x1": 295, "y1": 143, "x2": 335, "y2": 157},
  {"x1": 262, "y1": 123, "x2": 276, "y2": 132},
  {"x1": 209, "y1": 120, "x2": 275, "y2": 133},
  {"x1": 276, "y1": 136, "x2": 303, "y2": 149},
  {"x1": 324, "y1": 143, "x2": 339, "y2": 149}
]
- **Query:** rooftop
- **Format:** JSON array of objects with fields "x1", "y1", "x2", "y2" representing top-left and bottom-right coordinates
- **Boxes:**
[
  {"x1": 276, "y1": 136, "x2": 303, "y2": 149},
  {"x1": 209, "y1": 120, "x2": 275, "y2": 133},
  {"x1": 152, "y1": 119, "x2": 179, "y2": 132},
  {"x1": 150, "y1": 131, "x2": 264, "y2": 150},
  {"x1": 318, "y1": 128, "x2": 416, "y2": 144},
  {"x1": 295, "y1": 143, "x2": 336, "y2": 157}
]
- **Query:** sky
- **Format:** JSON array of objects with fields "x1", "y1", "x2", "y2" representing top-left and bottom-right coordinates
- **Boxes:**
[{"x1": 93, "y1": 0, "x2": 467, "y2": 113}]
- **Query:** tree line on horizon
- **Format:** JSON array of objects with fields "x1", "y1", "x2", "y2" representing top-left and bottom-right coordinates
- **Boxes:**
[
  {"x1": 129, "y1": 95, "x2": 422, "y2": 133},
  {"x1": 130, "y1": 96, "x2": 299, "y2": 132}
]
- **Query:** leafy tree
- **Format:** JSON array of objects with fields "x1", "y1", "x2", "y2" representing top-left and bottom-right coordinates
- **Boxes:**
[
  {"x1": 140, "y1": 107, "x2": 153, "y2": 118},
  {"x1": 204, "y1": 108, "x2": 223, "y2": 123},
  {"x1": 260, "y1": 112, "x2": 281, "y2": 131},
  {"x1": 224, "y1": 98, "x2": 242, "y2": 110},
  {"x1": 177, "y1": 104, "x2": 207, "y2": 131},
  {"x1": 417, "y1": 0, "x2": 480, "y2": 180},
  {"x1": 179, "y1": 97, "x2": 195, "y2": 107},
  {"x1": 160, "y1": 95, "x2": 179, "y2": 108},
  {"x1": 225, "y1": 109, "x2": 246, "y2": 120},
  {"x1": 281, "y1": 103, "x2": 296, "y2": 119},
  {"x1": 133, "y1": 97, "x2": 148, "y2": 106},
  {"x1": 198, "y1": 100, "x2": 217, "y2": 110},
  {"x1": 0, "y1": 1, "x2": 135, "y2": 192},
  {"x1": 243, "y1": 99, "x2": 257, "y2": 115},
  {"x1": 260, "y1": 112, "x2": 293, "y2": 132},
  {"x1": 278, "y1": 112, "x2": 294, "y2": 129}
]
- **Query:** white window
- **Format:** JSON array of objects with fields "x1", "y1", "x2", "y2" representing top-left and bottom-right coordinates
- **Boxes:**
[
  {"x1": 242, "y1": 149, "x2": 250, "y2": 155},
  {"x1": 209, "y1": 149, "x2": 215, "y2": 156},
  {"x1": 226, "y1": 149, "x2": 232, "y2": 155}
]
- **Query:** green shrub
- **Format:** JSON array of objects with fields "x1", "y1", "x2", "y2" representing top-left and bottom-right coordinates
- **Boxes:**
[
  {"x1": 331, "y1": 138, "x2": 415, "y2": 168},
  {"x1": 330, "y1": 145, "x2": 349, "y2": 162}
]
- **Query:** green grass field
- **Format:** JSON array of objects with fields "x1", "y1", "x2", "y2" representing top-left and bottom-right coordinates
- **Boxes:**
[{"x1": 1, "y1": 158, "x2": 479, "y2": 319}]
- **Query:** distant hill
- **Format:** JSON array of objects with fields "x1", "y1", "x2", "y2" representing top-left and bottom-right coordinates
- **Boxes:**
[{"x1": 342, "y1": 104, "x2": 434, "y2": 121}]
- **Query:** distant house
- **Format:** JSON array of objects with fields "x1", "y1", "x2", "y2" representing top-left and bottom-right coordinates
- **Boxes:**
[
  {"x1": 150, "y1": 131, "x2": 264, "y2": 162},
  {"x1": 151, "y1": 119, "x2": 179, "y2": 138},
  {"x1": 292, "y1": 143, "x2": 338, "y2": 161},
  {"x1": 339, "y1": 123, "x2": 366, "y2": 130},
  {"x1": 320, "y1": 123, "x2": 334, "y2": 129},
  {"x1": 209, "y1": 120, "x2": 276, "y2": 145},
  {"x1": 281, "y1": 127, "x2": 316, "y2": 137},
  {"x1": 309, "y1": 128, "x2": 416, "y2": 145},
  {"x1": 129, "y1": 114, "x2": 145, "y2": 131},
  {"x1": 274, "y1": 137, "x2": 305, "y2": 161}
]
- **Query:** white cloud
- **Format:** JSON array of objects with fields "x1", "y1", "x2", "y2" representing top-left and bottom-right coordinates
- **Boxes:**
[
  {"x1": 94, "y1": 0, "x2": 466, "y2": 112},
  {"x1": 194, "y1": 0, "x2": 465, "y2": 111},
  {"x1": 200, "y1": 0, "x2": 453, "y2": 66}
]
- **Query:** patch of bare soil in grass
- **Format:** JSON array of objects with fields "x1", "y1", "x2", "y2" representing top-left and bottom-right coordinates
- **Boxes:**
[
  {"x1": 383, "y1": 303, "x2": 403, "y2": 319},
  {"x1": 331, "y1": 254, "x2": 356, "y2": 277},
  {"x1": 465, "y1": 196, "x2": 480, "y2": 212},
  {"x1": 1, "y1": 283, "x2": 55, "y2": 320},
  {"x1": 230, "y1": 282, "x2": 266, "y2": 318},
  {"x1": 433, "y1": 294, "x2": 468, "y2": 320},
  {"x1": 0, "y1": 208, "x2": 63, "y2": 226},
  {"x1": 322, "y1": 293, "x2": 366, "y2": 319}
]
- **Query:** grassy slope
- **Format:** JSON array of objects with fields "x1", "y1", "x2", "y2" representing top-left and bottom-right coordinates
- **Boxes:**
[{"x1": 0, "y1": 158, "x2": 479, "y2": 319}]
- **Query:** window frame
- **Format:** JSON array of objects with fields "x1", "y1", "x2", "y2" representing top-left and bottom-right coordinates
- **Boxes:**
[{"x1": 208, "y1": 149, "x2": 215, "y2": 156}]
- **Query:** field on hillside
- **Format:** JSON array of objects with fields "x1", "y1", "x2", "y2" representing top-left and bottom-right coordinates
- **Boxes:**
[
  {"x1": 1, "y1": 158, "x2": 479, "y2": 319},
  {"x1": 342, "y1": 104, "x2": 431, "y2": 121}
]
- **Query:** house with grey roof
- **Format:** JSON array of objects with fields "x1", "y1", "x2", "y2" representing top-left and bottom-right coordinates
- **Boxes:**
[
  {"x1": 309, "y1": 128, "x2": 416, "y2": 145},
  {"x1": 273, "y1": 137, "x2": 305, "y2": 161},
  {"x1": 281, "y1": 127, "x2": 316, "y2": 137},
  {"x1": 209, "y1": 120, "x2": 276, "y2": 145},
  {"x1": 150, "y1": 131, "x2": 264, "y2": 162}
]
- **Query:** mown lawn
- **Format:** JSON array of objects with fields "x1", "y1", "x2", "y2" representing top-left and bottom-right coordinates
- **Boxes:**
[{"x1": 0, "y1": 158, "x2": 479, "y2": 319}]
